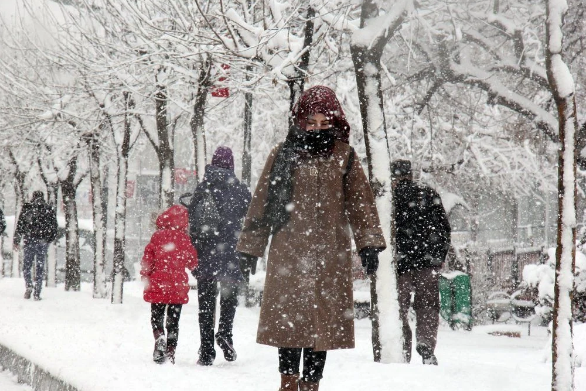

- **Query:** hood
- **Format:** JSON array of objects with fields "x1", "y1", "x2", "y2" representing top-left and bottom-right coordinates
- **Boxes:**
[
  {"x1": 292, "y1": 85, "x2": 350, "y2": 143},
  {"x1": 203, "y1": 164, "x2": 237, "y2": 186},
  {"x1": 211, "y1": 146, "x2": 234, "y2": 171},
  {"x1": 156, "y1": 204, "x2": 189, "y2": 230}
]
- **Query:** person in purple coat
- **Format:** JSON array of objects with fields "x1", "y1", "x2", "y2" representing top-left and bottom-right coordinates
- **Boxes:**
[{"x1": 189, "y1": 146, "x2": 252, "y2": 366}]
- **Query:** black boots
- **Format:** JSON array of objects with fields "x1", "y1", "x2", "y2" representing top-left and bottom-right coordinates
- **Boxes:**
[
  {"x1": 215, "y1": 332, "x2": 237, "y2": 362},
  {"x1": 153, "y1": 330, "x2": 167, "y2": 364},
  {"x1": 197, "y1": 343, "x2": 216, "y2": 366},
  {"x1": 416, "y1": 342, "x2": 438, "y2": 365}
]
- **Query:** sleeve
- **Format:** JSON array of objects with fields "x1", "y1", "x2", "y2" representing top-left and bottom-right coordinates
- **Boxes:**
[
  {"x1": 183, "y1": 235, "x2": 198, "y2": 270},
  {"x1": 47, "y1": 207, "x2": 58, "y2": 242},
  {"x1": 140, "y1": 240, "x2": 156, "y2": 278},
  {"x1": 236, "y1": 145, "x2": 280, "y2": 258},
  {"x1": 428, "y1": 189, "x2": 451, "y2": 262},
  {"x1": 13, "y1": 205, "x2": 28, "y2": 245},
  {"x1": 344, "y1": 149, "x2": 387, "y2": 252}
]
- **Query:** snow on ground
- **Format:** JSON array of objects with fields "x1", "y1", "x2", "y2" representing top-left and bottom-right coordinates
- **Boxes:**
[
  {"x1": 0, "y1": 277, "x2": 584, "y2": 391},
  {"x1": 0, "y1": 368, "x2": 32, "y2": 391}
]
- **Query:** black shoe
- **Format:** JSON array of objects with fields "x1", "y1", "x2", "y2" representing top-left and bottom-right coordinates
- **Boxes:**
[
  {"x1": 215, "y1": 333, "x2": 237, "y2": 362},
  {"x1": 416, "y1": 343, "x2": 438, "y2": 365},
  {"x1": 24, "y1": 288, "x2": 32, "y2": 299},
  {"x1": 153, "y1": 336, "x2": 167, "y2": 364},
  {"x1": 33, "y1": 295, "x2": 42, "y2": 301},
  {"x1": 197, "y1": 345, "x2": 215, "y2": 366},
  {"x1": 166, "y1": 348, "x2": 175, "y2": 365}
]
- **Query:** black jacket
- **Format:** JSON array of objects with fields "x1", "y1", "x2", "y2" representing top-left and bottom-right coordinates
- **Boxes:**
[
  {"x1": 14, "y1": 200, "x2": 58, "y2": 244},
  {"x1": 189, "y1": 165, "x2": 251, "y2": 282},
  {"x1": 393, "y1": 179, "x2": 451, "y2": 275}
]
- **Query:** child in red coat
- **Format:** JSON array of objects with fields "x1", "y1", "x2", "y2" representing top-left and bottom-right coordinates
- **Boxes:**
[{"x1": 141, "y1": 205, "x2": 198, "y2": 364}]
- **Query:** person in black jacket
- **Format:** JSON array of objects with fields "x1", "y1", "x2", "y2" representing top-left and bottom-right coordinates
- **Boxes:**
[
  {"x1": 14, "y1": 191, "x2": 58, "y2": 300},
  {"x1": 188, "y1": 146, "x2": 252, "y2": 366},
  {"x1": 392, "y1": 160, "x2": 451, "y2": 366},
  {"x1": 0, "y1": 207, "x2": 6, "y2": 236}
]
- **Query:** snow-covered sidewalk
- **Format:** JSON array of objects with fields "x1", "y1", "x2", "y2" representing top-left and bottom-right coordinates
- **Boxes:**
[
  {"x1": 0, "y1": 368, "x2": 32, "y2": 391},
  {"x1": 0, "y1": 278, "x2": 582, "y2": 391}
]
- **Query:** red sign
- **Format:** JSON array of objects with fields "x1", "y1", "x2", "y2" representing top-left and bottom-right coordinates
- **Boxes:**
[
  {"x1": 126, "y1": 180, "x2": 136, "y2": 198},
  {"x1": 211, "y1": 64, "x2": 230, "y2": 98},
  {"x1": 174, "y1": 168, "x2": 196, "y2": 185}
]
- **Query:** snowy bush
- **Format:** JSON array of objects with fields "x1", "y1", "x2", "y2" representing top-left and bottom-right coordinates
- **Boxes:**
[{"x1": 522, "y1": 247, "x2": 586, "y2": 324}]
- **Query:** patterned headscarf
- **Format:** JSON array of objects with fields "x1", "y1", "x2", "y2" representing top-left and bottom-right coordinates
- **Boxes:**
[{"x1": 292, "y1": 86, "x2": 350, "y2": 143}]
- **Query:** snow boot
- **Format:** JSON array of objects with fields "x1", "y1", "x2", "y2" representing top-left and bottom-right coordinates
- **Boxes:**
[
  {"x1": 416, "y1": 342, "x2": 438, "y2": 365},
  {"x1": 279, "y1": 373, "x2": 299, "y2": 391},
  {"x1": 197, "y1": 343, "x2": 216, "y2": 366},
  {"x1": 299, "y1": 380, "x2": 319, "y2": 391},
  {"x1": 166, "y1": 346, "x2": 176, "y2": 365},
  {"x1": 24, "y1": 287, "x2": 32, "y2": 300},
  {"x1": 215, "y1": 332, "x2": 237, "y2": 362},
  {"x1": 153, "y1": 330, "x2": 167, "y2": 364}
]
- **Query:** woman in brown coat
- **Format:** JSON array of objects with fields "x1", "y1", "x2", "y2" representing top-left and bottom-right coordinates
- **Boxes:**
[{"x1": 237, "y1": 86, "x2": 386, "y2": 391}]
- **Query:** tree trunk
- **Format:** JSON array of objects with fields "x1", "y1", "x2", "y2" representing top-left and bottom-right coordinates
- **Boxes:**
[
  {"x1": 287, "y1": 7, "x2": 314, "y2": 127},
  {"x1": 156, "y1": 84, "x2": 175, "y2": 209},
  {"x1": 352, "y1": 43, "x2": 402, "y2": 363},
  {"x1": 62, "y1": 180, "x2": 80, "y2": 291},
  {"x1": 111, "y1": 153, "x2": 129, "y2": 304},
  {"x1": 350, "y1": 0, "x2": 407, "y2": 364},
  {"x1": 242, "y1": 69, "x2": 253, "y2": 187},
  {"x1": 191, "y1": 59, "x2": 212, "y2": 183},
  {"x1": 87, "y1": 131, "x2": 107, "y2": 298},
  {"x1": 10, "y1": 150, "x2": 25, "y2": 278},
  {"x1": 11, "y1": 195, "x2": 22, "y2": 278},
  {"x1": 546, "y1": 1, "x2": 577, "y2": 389},
  {"x1": 111, "y1": 91, "x2": 133, "y2": 304},
  {"x1": 46, "y1": 184, "x2": 58, "y2": 288},
  {"x1": 551, "y1": 96, "x2": 577, "y2": 391}
]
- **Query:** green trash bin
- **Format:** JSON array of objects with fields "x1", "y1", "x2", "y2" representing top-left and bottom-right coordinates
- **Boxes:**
[{"x1": 439, "y1": 271, "x2": 472, "y2": 330}]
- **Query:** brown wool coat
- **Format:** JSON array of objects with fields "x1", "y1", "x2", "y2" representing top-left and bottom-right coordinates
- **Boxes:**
[{"x1": 237, "y1": 141, "x2": 386, "y2": 351}]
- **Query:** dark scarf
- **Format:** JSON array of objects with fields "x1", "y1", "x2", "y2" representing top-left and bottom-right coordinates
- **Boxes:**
[{"x1": 261, "y1": 126, "x2": 336, "y2": 234}]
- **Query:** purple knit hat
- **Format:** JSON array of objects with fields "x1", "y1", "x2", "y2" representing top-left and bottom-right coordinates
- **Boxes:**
[{"x1": 211, "y1": 146, "x2": 234, "y2": 171}]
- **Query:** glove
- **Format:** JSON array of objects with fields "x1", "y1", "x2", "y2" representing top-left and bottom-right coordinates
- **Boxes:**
[
  {"x1": 359, "y1": 247, "x2": 382, "y2": 276},
  {"x1": 239, "y1": 252, "x2": 258, "y2": 275}
]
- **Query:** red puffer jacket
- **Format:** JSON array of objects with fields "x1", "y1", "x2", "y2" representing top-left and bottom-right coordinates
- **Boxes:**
[{"x1": 141, "y1": 205, "x2": 198, "y2": 304}]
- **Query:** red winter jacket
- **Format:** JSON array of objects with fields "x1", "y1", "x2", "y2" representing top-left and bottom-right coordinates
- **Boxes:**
[{"x1": 141, "y1": 205, "x2": 198, "y2": 304}]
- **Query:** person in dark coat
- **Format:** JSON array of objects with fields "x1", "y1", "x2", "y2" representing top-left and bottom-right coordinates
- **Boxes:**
[
  {"x1": 237, "y1": 86, "x2": 386, "y2": 391},
  {"x1": 391, "y1": 160, "x2": 451, "y2": 365},
  {"x1": 189, "y1": 146, "x2": 252, "y2": 366},
  {"x1": 141, "y1": 204, "x2": 198, "y2": 364},
  {"x1": 0, "y1": 207, "x2": 6, "y2": 236},
  {"x1": 13, "y1": 191, "x2": 58, "y2": 301}
]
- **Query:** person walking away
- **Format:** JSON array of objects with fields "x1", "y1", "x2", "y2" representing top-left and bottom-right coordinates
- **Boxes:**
[
  {"x1": 391, "y1": 160, "x2": 451, "y2": 365},
  {"x1": 0, "y1": 206, "x2": 6, "y2": 237},
  {"x1": 13, "y1": 191, "x2": 57, "y2": 300},
  {"x1": 141, "y1": 204, "x2": 198, "y2": 364},
  {"x1": 189, "y1": 146, "x2": 252, "y2": 366},
  {"x1": 237, "y1": 86, "x2": 386, "y2": 391}
]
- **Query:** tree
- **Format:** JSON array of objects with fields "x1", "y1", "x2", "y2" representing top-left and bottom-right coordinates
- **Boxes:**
[
  {"x1": 545, "y1": 0, "x2": 577, "y2": 389},
  {"x1": 349, "y1": 0, "x2": 411, "y2": 363}
]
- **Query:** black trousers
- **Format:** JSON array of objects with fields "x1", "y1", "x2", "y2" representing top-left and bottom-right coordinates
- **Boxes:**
[
  {"x1": 278, "y1": 348, "x2": 327, "y2": 383},
  {"x1": 150, "y1": 304, "x2": 182, "y2": 349},
  {"x1": 197, "y1": 278, "x2": 238, "y2": 349}
]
